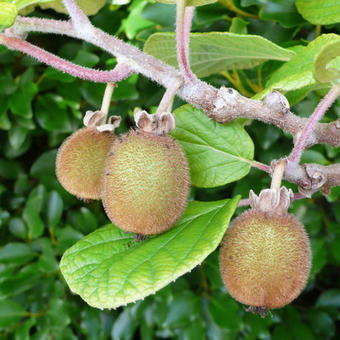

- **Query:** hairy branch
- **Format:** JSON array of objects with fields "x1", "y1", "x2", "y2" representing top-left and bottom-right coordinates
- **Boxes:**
[
  {"x1": 289, "y1": 84, "x2": 340, "y2": 163},
  {"x1": 0, "y1": 34, "x2": 133, "y2": 83},
  {"x1": 9, "y1": 17, "x2": 339, "y2": 149},
  {"x1": 176, "y1": 2, "x2": 195, "y2": 79}
]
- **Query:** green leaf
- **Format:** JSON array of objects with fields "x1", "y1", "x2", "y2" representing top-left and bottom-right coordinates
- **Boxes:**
[
  {"x1": 30, "y1": 150, "x2": 57, "y2": 179},
  {"x1": 172, "y1": 105, "x2": 254, "y2": 188},
  {"x1": 155, "y1": 0, "x2": 217, "y2": 6},
  {"x1": 10, "y1": 0, "x2": 51, "y2": 11},
  {"x1": 35, "y1": 94, "x2": 72, "y2": 132},
  {"x1": 0, "y1": 3, "x2": 17, "y2": 30},
  {"x1": 0, "y1": 243, "x2": 35, "y2": 265},
  {"x1": 258, "y1": 0, "x2": 304, "y2": 28},
  {"x1": 229, "y1": 17, "x2": 249, "y2": 34},
  {"x1": 207, "y1": 292, "x2": 241, "y2": 330},
  {"x1": 46, "y1": 191, "x2": 63, "y2": 228},
  {"x1": 38, "y1": 0, "x2": 106, "y2": 15},
  {"x1": 0, "y1": 300, "x2": 26, "y2": 329},
  {"x1": 60, "y1": 197, "x2": 240, "y2": 309},
  {"x1": 23, "y1": 185, "x2": 46, "y2": 240},
  {"x1": 316, "y1": 290, "x2": 340, "y2": 308},
  {"x1": 296, "y1": 0, "x2": 340, "y2": 25},
  {"x1": 73, "y1": 50, "x2": 100, "y2": 68},
  {"x1": 257, "y1": 34, "x2": 340, "y2": 98},
  {"x1": 8, "y1": 217, "x2": 27, "y2": 240},
  {"x1": 314, "y1": 40, "x2": 340, "y2": 83},
  {"x1": 14, "y1": 318, "x2": 36, "y2": 340},
  {"x1": 144, "y1": 32, "x2": 295, "y2": 78},
  {"x1": 8, "y1": 125, "x2": 29, "y2": 150},
  {"x1": 68, "y1": 207, "x2": 98, "y2": 234},
  {"x1": 310, "y1": 239, "x2": 328, "y2": 279}
]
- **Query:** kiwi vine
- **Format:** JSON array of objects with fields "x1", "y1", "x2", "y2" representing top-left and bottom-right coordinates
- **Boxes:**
[{"x1": 0, "y1": 0, "x2": 339, "y2": 319}]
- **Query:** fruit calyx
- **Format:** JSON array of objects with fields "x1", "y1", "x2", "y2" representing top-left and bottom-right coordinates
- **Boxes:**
[
  {"x1": 83, "y1": 110, "x2": 121, "y2": 132},
  {"x1": 245, "y1": 306, "x2": 269, "y2": 318},
  {"x1": 249, "y1": 187, "x2": 293, "y2": 215},
  {"x1": 134, "y1": 110, "x2": 175, "y2": 136}
]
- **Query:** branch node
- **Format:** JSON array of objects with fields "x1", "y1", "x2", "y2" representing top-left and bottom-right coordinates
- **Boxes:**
[
  {"x1": 211, "y1": 86, "x2": 241, "y2": 122},
  {"x1": 263, "y1": 91, "x2": 290, "y2": 114}
]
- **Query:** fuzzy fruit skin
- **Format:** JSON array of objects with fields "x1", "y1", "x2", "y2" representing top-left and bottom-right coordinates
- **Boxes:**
[
  {"x1": 219, "y1": 209, "x2": 311, "y2": 309},
  {"x1": 56, "y1": 127, "x2": 115, "y2": 200},
  {"x1": 101, "y1": 130, "x2": 190, "y2": 235}
]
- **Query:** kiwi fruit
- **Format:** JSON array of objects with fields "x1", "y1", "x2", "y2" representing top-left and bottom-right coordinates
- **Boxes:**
[
  {"x1": 56, "y1": 127, "x2": 115, "y2": 200},
  {"x1": 101, "y1": 130, "x2": 190, "y2": 235},
  {"x1": 219, "y1": 209, "x2": 311, "y2": 310}
]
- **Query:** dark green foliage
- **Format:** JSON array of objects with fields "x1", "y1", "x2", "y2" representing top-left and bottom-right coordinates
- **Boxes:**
[{"x1": 0, "y1": 0, "x2": 339, "y2": 338}]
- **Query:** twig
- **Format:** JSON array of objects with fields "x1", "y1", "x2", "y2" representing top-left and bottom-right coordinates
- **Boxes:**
[
  {"x1": 9, "y1": 16, "x2": 339, "y2": 148},
  {"x1": 0, "y1": 34, "x2": 132, "y2": 83},
  {"x1": 289, "y1": 84, "x2": 340, "y2": 163},
  {"x1": 176, "y1": 2, "x2": 195, "y2": 79}
]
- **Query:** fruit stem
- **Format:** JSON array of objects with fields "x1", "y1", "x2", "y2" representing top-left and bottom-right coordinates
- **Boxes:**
[
  {"x1": 270, "y1": 159, "x2": 287, "y2": 190},
  {"x1": 101, "y1": 82, "x2": 116, "y2": 120},
  {"x1": 156, "y1": 78, "x2": 183, "y2": 114}
]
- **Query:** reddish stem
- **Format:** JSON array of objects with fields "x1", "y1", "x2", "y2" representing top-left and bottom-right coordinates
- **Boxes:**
[
  {"x1": 251, "y1": 161, "x2": 271, "y2": 173},
  {"x1": 0, "y1": 35, "x2": 132, "y2": 83},
  {"x1": 176, "y1": 3, "x2": 195, "y2": 79},
  {"x1": 289, "y1": 85, "x2": 340, "y2": 163}
]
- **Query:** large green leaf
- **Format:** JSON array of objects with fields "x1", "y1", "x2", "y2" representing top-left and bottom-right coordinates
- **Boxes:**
[
  {"x1": 314, "y1": 40, "x2": 340, "y2": 83},
  {"x1": 6, "y1": 0, "x2": 51, "y2": 10},
  {"x1": 296, "y1": 0, "x2": 340, "y2": 25},
  {"x1": 0, "y1": 2, "x2": 17, "y2": 30},
  {"x1": 155, "y1": 0, "x2": 217, "y2": 6},
  {"x1": 171, "y1": 105, "x2": 254, "y2": 188},
  {"x1": 60, "y1": 198, "x2": 240, "y2": 309},
  {"x1": 143, "y1": 32, "x2": 295, "y2": 78},
  {"x1": 39, "y1": 0, "x2": 106, "y2": 15},
  {"x1": 256, "y1": 34, "x2": 340, "y2": 99}
]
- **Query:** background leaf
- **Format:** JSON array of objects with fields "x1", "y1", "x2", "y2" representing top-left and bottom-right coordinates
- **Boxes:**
[
  {"x1": 0, "y1": 300, "x2": 26, "y2": 328},
  {"x1": 296, "y1": 0, "x2": 340, "y2": 25},
  {"x1": 25, "y1": 0, "x2": 106, "y2": 15},
  {"x1": 155, "y1": 0, "x2": 217, "y2": 6},
  {"x1": 60, "y1": 198, "x2": 239, "y2": 309},
  {"x1": 144, "y1": 32, "x2": 295, "y2": 78},
  {"x1": 172, "y1": 105, "x2": 254, "y2": 188},
  {"x1": 0, "y1": 0, "x2": 339, "y2": 337}
]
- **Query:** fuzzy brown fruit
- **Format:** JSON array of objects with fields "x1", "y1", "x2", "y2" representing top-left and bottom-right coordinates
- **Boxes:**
[
  {"x1": 56, "y1": 127, "x2": 115, "y2": 200},
  {"x1": 101, "y1": 130, "x2": 190, "y2": 235},
  {"x1": 219, "y1": 209, "x2": 311, "y2": 309}
]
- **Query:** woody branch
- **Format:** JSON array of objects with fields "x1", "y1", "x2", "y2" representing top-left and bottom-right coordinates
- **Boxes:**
[{"x1": 0, "y1": 0, "x2": 338, "y2": 194}]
